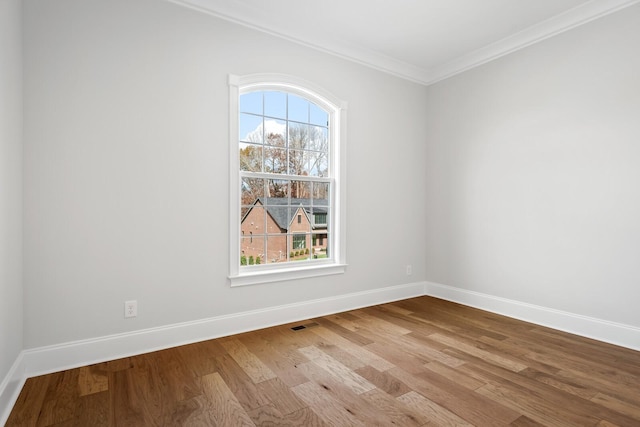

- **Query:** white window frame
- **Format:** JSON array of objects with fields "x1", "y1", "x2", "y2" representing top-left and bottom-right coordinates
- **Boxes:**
[{"x1": 228, "y1": 73, "x2": 347, "y2": 286}]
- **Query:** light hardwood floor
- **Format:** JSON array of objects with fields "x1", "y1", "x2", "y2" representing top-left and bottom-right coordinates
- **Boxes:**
[{"x1": 6, "y1": 296, "x2": 640, "y2": 426}]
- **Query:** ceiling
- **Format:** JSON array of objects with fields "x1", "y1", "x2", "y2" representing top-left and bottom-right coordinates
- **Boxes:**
[{"x1": 168, "y1": 0, "x2": 639, "y2": 85}]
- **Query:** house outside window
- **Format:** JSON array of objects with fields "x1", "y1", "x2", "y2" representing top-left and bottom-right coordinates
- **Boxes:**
[{"x1": 228, "y1": 74, "x2": 347, "y2": 286}]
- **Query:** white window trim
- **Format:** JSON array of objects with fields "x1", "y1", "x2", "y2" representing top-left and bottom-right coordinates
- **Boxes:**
[{"x1": 228, "y1": 73, "x2": 347, "y2": 287}]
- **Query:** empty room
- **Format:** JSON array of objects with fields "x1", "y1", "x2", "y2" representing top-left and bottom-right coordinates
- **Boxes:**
[{"x1": 1, "y1": 0, "x2": 639, "y2": 425}]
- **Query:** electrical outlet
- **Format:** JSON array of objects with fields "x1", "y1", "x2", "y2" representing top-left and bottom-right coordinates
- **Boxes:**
[
  {"x1": 124, "y1": 300, "x2": 137, "y2": 318},
  {"x1": 406, "y1": 265, "x2": 412, "y2": 276}
]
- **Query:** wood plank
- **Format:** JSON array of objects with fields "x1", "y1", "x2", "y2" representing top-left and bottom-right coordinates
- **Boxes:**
[
  {"x1": 78, "y1": 366, "x2": 108, "y2": 397},
  {"x1": 365, "y1": 341, "x2": 438, "y2": 375},
  {"x1": 391, "y1": 332, "x2": 466, "y2": 367},
  {"x1": 246, "y1": 404, "x2": 328, "y2": 427},
  {"x1": 167, "y1": 394, "x2": 212, "y2": 426},
  {"x1": 220, "y1": 338, "x2": 277, "y2": 384},
  {"x1": 174, "y1": 338, "x2": 227, "y2": 378},
  {"x1": 518, "y1": 367, "x2": 598, "y2": 400},
  {"x1": 460, "y1": 360, "x2": 640, "y2": 427},
  {"x1": 210, "y1": 353, "x2": 271, "y2": 411},
  {"x1": 236, "y1": 328, "x2": 310, "y2": 387},
  {"x1": 72, "y1": 391, "x2": 109, "y2": 427},
  {"x1": 255, "y1": 377, "x2": 307, "y2": 416},
  {"x1": 201, "y1": 372, "x2": 255, "y2": 426},
  {"x1": 509, "y1": 415, "x2": 546, "y2": 426},
  {"x1": 35, "y1": 370, "x2": 79, "y2": 426},
  {"x1": 389, "y1": 366, "x2": 520, "y2": 425},
  {"x1": 525, "y1": 352, "x2": 640, "y2": 406},
  {"x1": 423, "y1": 361, "x2": 485, "y2": 391},
  {"x1": 313, "y1": 316, "x2": 375, "y2": 347},
  {"x1": 5, "y1": 375, "x2": 52, "y2": 426},
  {"x1": 108, "y1": 368, "x2": 146, "y2": 426},
  {"x1": 353, "y1": 365, "x2": 411, "y2": 397},
  {"x1": 476, "y1": 383, "x2": 597, "y2": 427},
  {"x1": 291, "y1": 381, "x2": 366, "y2": 426},
  {"x1": 591, "y1": 392, "x2": 640, "y2": 422},
  {"x1": 349, "y1": 309, "x2": 413, "y2": 336},
  {"x1": 310, "y1": 326, "x2": 395, "y2": 371},
  {"x1": 397, "y1": 390, "x2": 473, "y2": 427},
  {"x1": 360, "y1": 388, "x2": 426, "y2": 426},
  {"x1": 297, "y1": 346, "x2": 375, "y2": 395},
  {"x1": 153, "y1": 347, "x2": 203, "y2": 403},
  {"x1": 429, "y1": 333, "x2": 527, "y2": 372}
]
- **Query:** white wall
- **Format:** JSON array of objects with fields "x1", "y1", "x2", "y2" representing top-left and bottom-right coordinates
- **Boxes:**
[
  {"x1": 23, "y1": 0, "x2": 429, "y2": 348},
  {"x1": 425, "y1": 4, "x2": 640, "y2": 328},
  {"x1": 0, "y1": 0, "x2": 24, "y2": 389}
]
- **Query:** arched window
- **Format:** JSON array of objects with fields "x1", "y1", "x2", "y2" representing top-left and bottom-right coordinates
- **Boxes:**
[{"x1": 229, "y1": 74, "x2": 347, "y2": 286}]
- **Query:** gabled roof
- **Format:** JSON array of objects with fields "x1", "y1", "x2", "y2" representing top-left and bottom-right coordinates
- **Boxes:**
[{"x1": 242, "y1": 197, "x2": 328, "y2": 231}]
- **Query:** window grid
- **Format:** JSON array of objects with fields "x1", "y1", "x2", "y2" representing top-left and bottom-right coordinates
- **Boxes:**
[{"x1": 239, "y1": 90, "x2": 331, "y2": 267}]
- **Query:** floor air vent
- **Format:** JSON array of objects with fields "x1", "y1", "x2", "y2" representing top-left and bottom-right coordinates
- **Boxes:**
[{"x1": 291, "y1": 322, "x2": 319, "y2": 331}]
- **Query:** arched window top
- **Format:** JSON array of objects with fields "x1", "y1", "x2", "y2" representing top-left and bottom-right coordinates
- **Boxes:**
[{"x1": 229, "y1": 73, "x2": 348, "y2": 114}]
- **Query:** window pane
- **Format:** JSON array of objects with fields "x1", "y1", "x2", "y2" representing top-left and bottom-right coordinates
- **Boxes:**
[
  {"x1": 288, "y1": 150, "x2": 325, "y2": 177},
  {"x1": 308, "y1": 153, "x2": 328, "y2": 177},
  {"x1": 240, "y1": 91, "x2": 262, "y2": 115},
  {"x1": 288, "y1": 149, "x2": 307, "y2": 176},
  {"x1": 312, "y1": 182, "x2": 329, "y2": 202},
  {"x1": 291, "y1": 234, "x2": 311, "y2": 260},
  {"x1": 240, "y1": 237, "x2": 251, "y2": 265},
  {"x1": 265, "y1": 180, "x2": 290, "y2": 234},
  {"x1": 264, "y1": 147, "x2": 286, "y2": 174},
  {"x1": 239, "y1": 143, "x2": 262, "y2": 172},
  {"x1": 264, "y1": 91, "x2": 286, "y2": 119},
  {"x1": 289, "y1": 206, "x2": 309, "y2": 233},
  {"x1": 292, "y1": 234, "x2": 306, "y2": 249},
  {"x1": 288, "y1": 124, "x2": 309, "y2": 150},
  {"x1": 240, "y1": 114, "x2": 263, "y2": 143},
  {"x1": 291, "y1": 180, "x2": 311, "y2": 201},
  {"x1": 241, "y1": 177, "x2": 264, "y2": 210},
  {"x1": 263, "y1": 119, "x2": 286, "y2": 146},
  {"x1": 241, "y1": 204, "x2": 266, "y2": 234},
  {"x1": 241, "y1": 235, "x2": 264, "y2": 265},
  {"x1": 308, "y1": 151, "x2": 327, "y2": 177},
  {"x1": 310, "y1": 103, "x2": 328, "y2": 126},
  {"x1": 288, "y1": 94, "x2": 309, "y2": 123},
  {"x1": 267, "y1": 179, "x2": 289, "y2": 199},
  {"x1": 266, "y1": 234, "x2": 287, "y2": 263},
  {"x1": 312, "y1": 234, "x2": 329, "y2": 258},
  {"x1": 309, "y1": 126, "x2": 328, "y2": 152}
]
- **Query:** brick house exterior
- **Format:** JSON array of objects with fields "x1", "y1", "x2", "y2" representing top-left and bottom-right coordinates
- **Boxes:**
[{"x1": 240, "y1": 198, "x2": 328, "y2": 263}]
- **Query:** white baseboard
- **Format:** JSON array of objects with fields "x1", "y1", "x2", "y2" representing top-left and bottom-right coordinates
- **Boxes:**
[
  {"x1": 0, "y1": 353, "x2": 26, "y2": 426},
  {"x1": 425, "y1": 281, "x2": 640, "y2": 352},
  {"x1": 0, "y1": 281, "x2": 426, "y2": 424}
]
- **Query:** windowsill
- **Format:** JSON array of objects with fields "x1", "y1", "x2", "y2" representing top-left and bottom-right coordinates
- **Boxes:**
[{"x1": 229, "y1": 263, "x2": 347, "y2": 287}]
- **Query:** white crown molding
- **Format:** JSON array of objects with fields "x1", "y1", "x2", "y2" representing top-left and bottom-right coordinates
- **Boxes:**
[
  {"x1": 427, "y1": 0, "x2": 640, "y2": 84},
  {"x1": 165, "y1": 0, "x2": 431, "y2": 84},
  {"x1": 167, "y1": 0, "x2": 640, "y2": 86}
]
